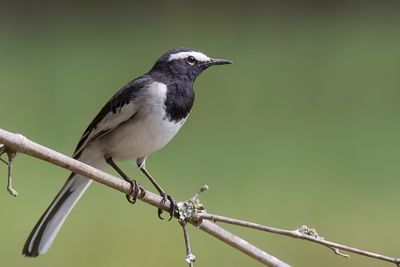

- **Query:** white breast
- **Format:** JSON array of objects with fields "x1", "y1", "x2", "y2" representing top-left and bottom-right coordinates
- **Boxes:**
[{"x1": 98, "y1": 82, "x2": 186, "y2": 161}]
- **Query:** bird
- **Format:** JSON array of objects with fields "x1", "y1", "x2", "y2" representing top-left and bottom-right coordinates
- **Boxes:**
[{"x1": 22, "y1": 47, "x2": 232, "y2": 257}]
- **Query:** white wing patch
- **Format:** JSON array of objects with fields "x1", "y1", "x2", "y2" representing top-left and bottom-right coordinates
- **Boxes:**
[
  {"x1": 73, "y1": 101, "x2": 139, "y2": 158},
  {"x1": 168, "y1": 51, "x2": 211, "y2": 62}
]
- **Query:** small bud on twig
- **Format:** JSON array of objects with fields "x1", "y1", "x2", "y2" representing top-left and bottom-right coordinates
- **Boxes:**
[{"x1": 177, "y1": 185, "x2": 208, "y2": 223}]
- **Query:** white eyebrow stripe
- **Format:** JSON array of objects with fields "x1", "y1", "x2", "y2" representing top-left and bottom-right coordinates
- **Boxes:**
[{"x1": 168, "y1": 51, "x2": 211, "y2": 62}]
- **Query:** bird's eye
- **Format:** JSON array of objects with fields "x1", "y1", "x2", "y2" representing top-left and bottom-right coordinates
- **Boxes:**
[{"x1": 187, "y1": 56, "x2": 196, "y2": 65}]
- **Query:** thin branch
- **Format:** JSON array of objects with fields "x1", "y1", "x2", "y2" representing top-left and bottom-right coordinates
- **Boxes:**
[
  {"x1": 0, "y1": 144, "x2": 18, "y2": 196},
  {"x1": 2, "y1": 127, "x2": 398, "y2": 267},
  {"x1": 6, "y1": 150, "x2": 18, "y2": 197},
  {"x1": 0, "y1": 128, "x2": 290, "y2": 267},
  {"x1": 179, "y1": 220, "x2": 195, "y2": 267},
  {"x1": 197, "y1": 213, "x2": 400, "y2": 266}
]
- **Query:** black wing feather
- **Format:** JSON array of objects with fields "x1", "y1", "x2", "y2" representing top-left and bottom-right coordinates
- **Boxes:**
[{"x1": 73, "y1": 75, "x2": 151, "y2": 158}]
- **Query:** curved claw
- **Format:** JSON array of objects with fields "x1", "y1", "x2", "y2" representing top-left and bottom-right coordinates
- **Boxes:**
[
  {"x1": 158, "y1": 208, "x2": 164, "y2": 220},
  {"x1": 125, "y1": 179, "x2": 144, "y2": 204},
  {"x1": 167, "y1": 195, "x2": 177, "y2": 221},
  {"x1": 158, "y1": 193, "x2": 177, "y2": 221},
  {"x1": 158, "y1": 194, "x2": 167, "y2": 220},
  {"x1": 126, "y1": 194, "x2": 136, "y2": 204}
]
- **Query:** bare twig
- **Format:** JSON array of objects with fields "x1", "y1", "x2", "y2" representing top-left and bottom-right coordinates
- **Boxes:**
[
  {"x1": 176, "y1": 185, "x2": 211, "y2": 267},
  {"x1": 0, "y1": 128, "x2": 290, "y2": 267},
  {"x1": 179, "y1": 221, "x2": 195, "y2": 267},
  {"x1": 197, "y1": 213, "x2": 400, "y2": 266},
  {"x1": 0, "y1": 144, "x2": 18, "y2": 196},
  {"x1": 2, "y1": 127, "x2": 398, "y2": 267},
  {"x1": 6, "y1": 150, "x2": 18, "y2": 197}
]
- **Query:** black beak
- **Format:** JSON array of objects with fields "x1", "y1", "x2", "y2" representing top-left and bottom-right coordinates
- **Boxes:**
[
  {"x1": 210, "y1": 58, "x2": 233, "y2": 65},
  {"x1": 201, "y1": 58, "x2": 233, "y2": 68}
]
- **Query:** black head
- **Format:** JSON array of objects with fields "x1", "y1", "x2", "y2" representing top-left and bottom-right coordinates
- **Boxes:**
[{"x1": 150, "y1": 47, "x2": 232, "y2": 82}]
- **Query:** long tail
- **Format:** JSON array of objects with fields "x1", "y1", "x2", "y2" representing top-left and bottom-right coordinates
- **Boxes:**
[{"x1": 22, "y1": 173, "x2": 92, "y2": 257}]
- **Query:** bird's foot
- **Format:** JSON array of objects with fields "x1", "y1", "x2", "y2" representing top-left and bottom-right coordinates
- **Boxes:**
[
  {"x1": 125, "y1": 179, "x2": 145, "y2": 204},
  {"x1": 158, "y1": 192, "x2": 177, "y2": 221}
]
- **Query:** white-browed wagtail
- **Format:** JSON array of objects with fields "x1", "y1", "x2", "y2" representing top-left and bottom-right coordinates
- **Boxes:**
[{"x1": 22, "y1": 47, "x2": 232, "y2": 257}]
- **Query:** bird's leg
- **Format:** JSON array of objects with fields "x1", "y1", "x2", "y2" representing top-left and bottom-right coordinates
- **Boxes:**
[
  {"x1": 105, "y1": 157, "x2": 145, "y2": 204},
  {"x1": 137, "y1": 158, "x2": 177, "y2": 220},
  {"x1": 140, "y1": 166, "x2": 177, "y2": 220}
]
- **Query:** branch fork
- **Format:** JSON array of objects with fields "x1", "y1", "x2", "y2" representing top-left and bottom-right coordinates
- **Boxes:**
[
  {"x1": 0, "y1": 143, "x2": 18, "y2": 197},
  {"x1": 176, "y1": 185, "x2": 209, "y2": 266},
  {"x1": 1, "y1": 128, "x2": 400, "y2": 267},
  {"x1": 296, "y1": 225, "x2": 349, "y2": 258}
]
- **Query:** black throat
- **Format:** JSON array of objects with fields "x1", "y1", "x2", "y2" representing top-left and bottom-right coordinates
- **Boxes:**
[
  {"x1": 150, "y1": 71, "x2": 195, "y2": 123},
  {"x1": 164, "y1": 80, "x2": 195, "y2": 123}
]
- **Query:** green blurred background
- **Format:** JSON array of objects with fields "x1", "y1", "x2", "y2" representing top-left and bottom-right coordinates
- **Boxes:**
[{"x1": 1, "y1": 1, "x2": 400, "y2": 266}]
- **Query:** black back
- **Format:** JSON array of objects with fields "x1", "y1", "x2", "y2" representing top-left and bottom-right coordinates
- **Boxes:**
[{"x1": 74, "y1": 47, "x2": 211, "y2": 156}]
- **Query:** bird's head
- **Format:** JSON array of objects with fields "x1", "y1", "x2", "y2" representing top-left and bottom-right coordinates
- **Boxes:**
[{"x1": 150, "y1": 48, "x2": 232, "y2": 82}]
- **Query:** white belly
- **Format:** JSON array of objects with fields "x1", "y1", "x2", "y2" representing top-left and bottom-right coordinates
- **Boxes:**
[
  {"x1": 92, "y1": 81, "x2": 186, "y2": 161},
  {"x1": 103, "y1": 111, "x2": 185, "y2": 161}
]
